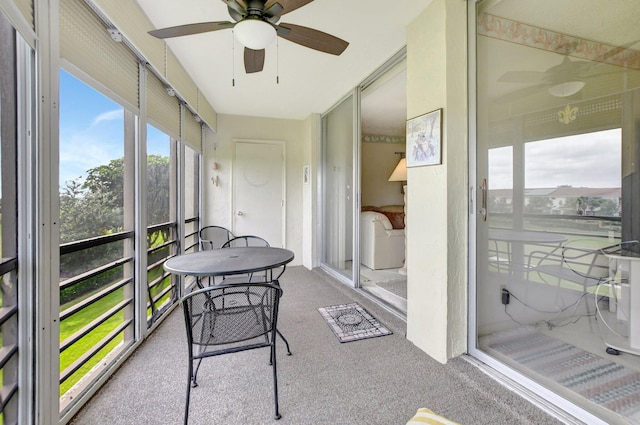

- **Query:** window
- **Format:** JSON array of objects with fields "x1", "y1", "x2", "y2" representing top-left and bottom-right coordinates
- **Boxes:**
[
  {"x1": 184, "y1": 145, "x2": 200, "y2": 253},
  {"x1": 145, "y1": 124, "x2": 177, "y2": 324},
  {"x1": 58, "y1": 70, "x2": 135, "y2": 407},
  {"x1": 0, "y1": 12, "x2": 21, "y2": 424}
]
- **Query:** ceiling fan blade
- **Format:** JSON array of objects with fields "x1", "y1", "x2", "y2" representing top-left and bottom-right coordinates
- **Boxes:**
[
  {"x1": 244, "y1": 48, "x2": 265, "y2": 73},
  {"x1": 149, "y1": 21, "x2": 234, "y2": 39},
  {"x1": 221, "y1": 0, "x2": 247, "y2": 16},
  {"x1": 265, "y1": 2, "x2": 284, "y2": 17},
  {"x1": 276, "y1": 23, "x2": 348, "y2": 55},
  {"x1": 228, "y1": 6, "x2": 244, "y2": 22},
  {"x1": 498, "y1": 70, "x2": 547, "y2": 84},
  {"x1": 266, "y1": 0, "x2": 313, "y2": 15}
]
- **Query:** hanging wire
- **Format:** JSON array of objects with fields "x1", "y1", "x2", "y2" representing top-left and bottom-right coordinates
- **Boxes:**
[{"x1": 276, "y1": 37, "x2": 280, "y2": 84}]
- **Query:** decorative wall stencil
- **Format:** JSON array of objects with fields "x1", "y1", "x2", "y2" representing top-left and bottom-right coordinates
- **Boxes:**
[
  {"x1": 362, "y1": 134, "x2": 405, "y2": 144},
  {"x1": 478, "y1": 14, "x2": 640, "y2": 71},
  {"x1": 558, "y1": 104, "x2": 579, "y2": 124}
]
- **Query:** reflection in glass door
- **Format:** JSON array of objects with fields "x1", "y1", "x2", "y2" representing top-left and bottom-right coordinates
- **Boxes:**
[
  {"x1": 472, "y1": 1, "x2": 640, "y2": 424},
  {"x1": 322, "y1": 95, "x2": 355, "y2": 282}
]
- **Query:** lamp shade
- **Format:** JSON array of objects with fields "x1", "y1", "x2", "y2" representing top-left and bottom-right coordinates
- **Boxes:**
[
  {"x1": 388, "y1": 158, "x2": 407, "y2": 182},
  {"x1": 234, "y1": 19, "x2": 276, "y2": 50}
]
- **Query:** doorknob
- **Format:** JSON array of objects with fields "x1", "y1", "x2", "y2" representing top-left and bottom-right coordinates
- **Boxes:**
[{"x1": 237, "y1": 211, "x2": 244, "y2": 216}]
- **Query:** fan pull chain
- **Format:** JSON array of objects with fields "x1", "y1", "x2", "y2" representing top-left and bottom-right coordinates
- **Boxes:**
[
  {"x1": 231, "y1": 30, "x2": 235, "y2": 87},
  {"x1": 276, "y1": 37, "x2": 280, "y2": 84}
]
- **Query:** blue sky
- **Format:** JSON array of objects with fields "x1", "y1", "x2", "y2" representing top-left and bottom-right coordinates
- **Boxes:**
[{"x1": 59, "y1": 70, "x2": 169, "y2": 190}]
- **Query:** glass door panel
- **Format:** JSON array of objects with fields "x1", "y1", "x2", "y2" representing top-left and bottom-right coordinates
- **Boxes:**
[
  {"x1": 322, "y1": 95, "x2": 355, "y2": 281},
  {"x1": 473, "y1": 1, "x2": 640, "y2": 423}
]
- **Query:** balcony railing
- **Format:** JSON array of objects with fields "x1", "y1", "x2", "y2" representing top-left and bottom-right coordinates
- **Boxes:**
[{"x1": 58, "y1": 220, "x2": 183, "y2": 412}]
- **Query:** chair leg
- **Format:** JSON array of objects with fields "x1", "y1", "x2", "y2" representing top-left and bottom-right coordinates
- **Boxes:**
[
  {"x1": 185, "y1": 360, "x2": 193, "y2": 425},
  {"x1": 192, "y1": 358, "x2": 203, "y2": 387},
  {"x1": 271, "y1": 341, "x2": 281, "y2": 420},
  {"x1": 277, "y1": 329, "x2": 292, "y2": 356}
]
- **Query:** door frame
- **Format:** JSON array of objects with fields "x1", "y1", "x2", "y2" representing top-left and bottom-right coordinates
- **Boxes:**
[{"x1": 231, "y1": 138, "x2": 286, "y2": 247}]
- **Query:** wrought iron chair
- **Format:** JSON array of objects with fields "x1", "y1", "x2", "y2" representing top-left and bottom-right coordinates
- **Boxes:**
[
  {"x1": 219, "y1": 235, "x2": 292, "y2": 355},
  {"x1": 182, "y1": 282, "x2": 283, "y2": 424},
  {"x1": 220, "y1": 235, "x2": 270, "y2": 249},
  {"x1": 199, "y1": 225, "x2": 234, "y2": 250},
  {"x1": 220, "y1": 235, "x2": 271, "y2": 283}
]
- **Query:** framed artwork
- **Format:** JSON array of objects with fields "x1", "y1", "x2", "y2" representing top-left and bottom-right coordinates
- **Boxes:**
[{"x1": 406, "y1": 108, "x2": 442, "y2": 167}]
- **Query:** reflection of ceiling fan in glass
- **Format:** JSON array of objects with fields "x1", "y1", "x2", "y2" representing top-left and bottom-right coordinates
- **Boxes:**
[
  {"x1": 148, "y1": 0, "x2": 349, "y2": 74},
  {"x1": 498, "y1": 41, "x2": 638, "y2": 99},
  {"x1": 499, "y1": 56, "x2": 594, "y2": 98}
]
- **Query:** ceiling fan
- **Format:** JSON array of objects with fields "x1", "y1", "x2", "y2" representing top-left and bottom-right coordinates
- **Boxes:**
[
  {"x1": 148, "y1": 0, "x2": 349, "y2": 74},
  {"x1": 497, "y1": 41, "x2": 638, "y2": 99},
  {"x1": 499, "y1": 56, "x2": 599, "y2": 97}
]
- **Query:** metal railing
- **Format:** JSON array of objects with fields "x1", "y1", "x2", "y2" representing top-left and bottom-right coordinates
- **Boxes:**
[{"x1": 0, "y1": 257, "x2": 19, "y2": 422}]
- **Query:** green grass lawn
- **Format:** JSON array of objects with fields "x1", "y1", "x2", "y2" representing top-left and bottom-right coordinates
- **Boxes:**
[{"x1": 59, "y1": 267, "x2": 174, "y2": 397}]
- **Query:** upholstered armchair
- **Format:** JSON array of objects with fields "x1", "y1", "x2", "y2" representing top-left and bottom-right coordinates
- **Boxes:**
[{"x1": 360, "y1": 211, "x2": 405, "y2": 270}]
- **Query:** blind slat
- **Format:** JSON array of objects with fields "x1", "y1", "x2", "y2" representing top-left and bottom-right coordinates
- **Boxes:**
[
  {"x1": 60, "y1": 0, "x2": 139, "y2": 109},
  {"x1": 146, "y1": 70, "x2": 180, "y2": 138}
]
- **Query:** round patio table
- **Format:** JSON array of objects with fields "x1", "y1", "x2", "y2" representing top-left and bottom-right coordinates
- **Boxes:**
[
  {"x1": 164, "y1": 246, "x2": 295, "y2": 355},
  {"x1": 163, "y1": 246, "x2": 294, "y2": 280}
]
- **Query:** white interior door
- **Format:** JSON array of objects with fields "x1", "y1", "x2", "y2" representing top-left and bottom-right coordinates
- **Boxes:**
[{"x1": 233, "y1": 140, "x2": 285, "y2": 247}]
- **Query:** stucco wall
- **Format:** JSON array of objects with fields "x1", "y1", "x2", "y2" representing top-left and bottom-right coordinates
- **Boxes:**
[
  {"x1": 202, "y1": 114, "x2": 310, "y2": 266},
  {"x1": 406, "y1": 0, "x2": 468, "y2": 363}
]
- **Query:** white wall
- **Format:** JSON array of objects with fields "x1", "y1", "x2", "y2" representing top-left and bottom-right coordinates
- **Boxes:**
[
  {"x1": 202, "y1": 114, "x2": 312, "y2": 267},
  {"x1": 361, "y1": 141, "x2": 405, "y2": 207},
  {"x1": 406, "y1": 0, "x2": 468, "y2": 363}
]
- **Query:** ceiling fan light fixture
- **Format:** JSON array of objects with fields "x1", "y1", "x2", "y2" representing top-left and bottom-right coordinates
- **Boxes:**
[
  {"x1": 234, "y1": 18, "x2": 276, "y2": 50},
  {"x1": 548, "y1": 80, "x2": 585, "y2": 97}
]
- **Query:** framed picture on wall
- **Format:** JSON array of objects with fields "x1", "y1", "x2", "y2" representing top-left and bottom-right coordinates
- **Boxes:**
[{"x1": 406, "y1": 108, "x2": 442, "y2": 167}]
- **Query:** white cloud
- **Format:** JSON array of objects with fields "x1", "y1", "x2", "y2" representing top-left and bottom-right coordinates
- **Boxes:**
[
  {"x1": 488, "y1": 129, "x2": 622, "y2": 189},
  {"x1": 91, "y1": 109, "x2": 122, "y2": 126}
]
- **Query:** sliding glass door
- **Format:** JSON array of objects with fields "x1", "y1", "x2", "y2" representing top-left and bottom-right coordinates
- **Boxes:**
[
  {"x1": 321, "y1": 94, "x2": 356, "y2": 282},
  {"x1": 472, "y1": 1, "x2": 640, "y2": 424}
]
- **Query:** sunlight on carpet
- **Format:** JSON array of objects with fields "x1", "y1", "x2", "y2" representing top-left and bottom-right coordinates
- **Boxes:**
[{"x1": 482, "y1": 327, "x2": 640, "y2": 424}]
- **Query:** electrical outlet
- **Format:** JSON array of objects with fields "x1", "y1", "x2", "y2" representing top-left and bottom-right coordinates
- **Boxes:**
[{"x1": 501, "y1": 288, "x2": 510, "y2": 305}]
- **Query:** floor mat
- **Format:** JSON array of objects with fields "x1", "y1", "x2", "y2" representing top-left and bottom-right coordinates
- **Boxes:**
[
  {"x1": 374, "y1": 278, "x2": 407, "y2": 299},
  {"x1": 482, "y1": 327, "x2": 640, "y2": 424},
  {"x1": 318, "y1": 302, "x2": 392, "y2": 343}
]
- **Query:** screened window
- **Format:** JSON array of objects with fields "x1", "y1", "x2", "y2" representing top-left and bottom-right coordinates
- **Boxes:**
[{"x1": 58, "y1": 70, "x2": 135, "y2": 408}]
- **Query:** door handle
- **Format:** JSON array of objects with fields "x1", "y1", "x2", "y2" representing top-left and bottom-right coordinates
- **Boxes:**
[
  {"x1": 479, "y1": 178, "x2": 487, "y2": 222},
  {"x1": 237, "y1": 211, "x2": 244, "y2": 216}
]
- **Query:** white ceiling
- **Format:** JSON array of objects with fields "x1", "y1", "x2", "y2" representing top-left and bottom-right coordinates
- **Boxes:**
[{"x1": 135, "y1": 0, "x2": 432, "y2": 121}]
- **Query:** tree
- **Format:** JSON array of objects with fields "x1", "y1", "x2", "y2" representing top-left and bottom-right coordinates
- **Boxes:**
[
  {"x1": 58, "y1": 155, "x2": 171, "y2": 303},
  {"x1": 60, "y1": 155, "x2": 171, "y2": 243},
  {"x1": 576, "y1": 196, "x2": 604, "y2": 216},
  {"x1": 525, "y1": 196, "x2": 553, "y2": 214}
]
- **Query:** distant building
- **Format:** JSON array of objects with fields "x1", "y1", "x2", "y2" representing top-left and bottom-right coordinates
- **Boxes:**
[{"x1": 488, "y1": 186, "x2": 621, "y2": 216}]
